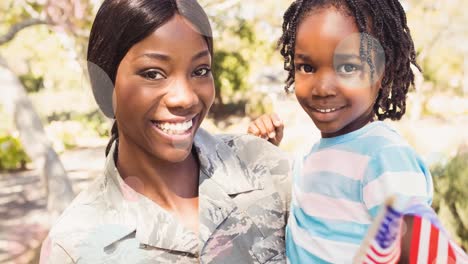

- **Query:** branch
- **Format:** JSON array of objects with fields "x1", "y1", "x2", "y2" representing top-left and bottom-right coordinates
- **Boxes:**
[{"x1": 0, "y1": 18, "x2": 48, "y2": 46}]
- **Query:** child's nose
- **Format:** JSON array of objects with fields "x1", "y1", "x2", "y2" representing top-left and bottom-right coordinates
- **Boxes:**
[{"x1": 312, "y1": 72, "x2": 337, "y2": 97}]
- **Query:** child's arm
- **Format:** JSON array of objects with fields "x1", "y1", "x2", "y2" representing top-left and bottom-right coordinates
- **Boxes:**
[{"x1": 247, "y1": 113, "x2": 284, "y2": 146}]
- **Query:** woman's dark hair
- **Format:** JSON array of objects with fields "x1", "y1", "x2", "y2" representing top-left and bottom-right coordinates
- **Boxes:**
[
  {"x1": 278, "y1": 0, "x2": 421, "y2": 121},
  {"x1": 86, "y1": 0, "x2": 213, "y2": 156}
]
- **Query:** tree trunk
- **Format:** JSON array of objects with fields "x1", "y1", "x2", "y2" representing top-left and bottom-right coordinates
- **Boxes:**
[{"x1": 0, "y1": 57, "x2": 74, "y2": 221}]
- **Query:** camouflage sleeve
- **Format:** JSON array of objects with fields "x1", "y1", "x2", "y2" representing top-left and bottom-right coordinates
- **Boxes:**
[
  {"x1": 219, "y1": 134, "x2": 292, "y2": 219},
  {"x1": 40, "y1": 239, "x2": 76, "y2": 264}
]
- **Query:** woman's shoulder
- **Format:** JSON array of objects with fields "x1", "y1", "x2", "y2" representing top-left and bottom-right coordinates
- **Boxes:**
[
  {"x1": 45, "y1": 172, "x2": 141, "y2": 261},
  {"x1": 196, "y1": 129, "x2": 291, "y2": 168},
  {"x1": 217, "y1": 133, "x2": 290, "y2": 160},
  {"x1": 216, "y1": 132, "x2": 292, "y2": 192},
  {"x1": 196, "y1": 129, "x2": 291, "y2": 191},
  {"x1": 47, "y1": 175, "x2": 119, "y2": 247}
]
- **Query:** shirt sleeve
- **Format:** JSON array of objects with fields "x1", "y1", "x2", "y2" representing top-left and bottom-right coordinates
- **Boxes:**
[{"x1": 361, "y1": 144, "x2": 433, "y2": 218}]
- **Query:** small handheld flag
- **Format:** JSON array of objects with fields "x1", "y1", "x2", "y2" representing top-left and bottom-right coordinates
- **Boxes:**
[{"x1": 353, "y1": 197, "x2": 468, "y2": 264}]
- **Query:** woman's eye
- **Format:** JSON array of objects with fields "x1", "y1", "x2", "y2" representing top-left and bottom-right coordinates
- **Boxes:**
[
  {"x1": 296, "y1": 64, "x2": 315, "y2": 73},
  {"x1": 337, "y1": 64, "x2": 360, "y2": 74},
  {"x1": 193, "y1": 67, "x2": 211, "y2": 77},
  {"x1": 140, "y1": 70, "x2": 165, "y2": 80}
]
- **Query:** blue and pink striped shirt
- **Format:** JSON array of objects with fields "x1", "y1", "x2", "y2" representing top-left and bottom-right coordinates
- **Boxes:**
[{"x1": 286, "y1": 121, "x2": 433, "y2": 263}]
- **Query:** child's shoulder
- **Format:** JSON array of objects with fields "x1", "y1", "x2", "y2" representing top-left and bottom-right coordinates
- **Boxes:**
[
  {"x1": 352, "y1": 121, "x2": 411, "y2": 153},
  {"x1": 367, "y1": 120, "x2": 406, "y2": 138}
]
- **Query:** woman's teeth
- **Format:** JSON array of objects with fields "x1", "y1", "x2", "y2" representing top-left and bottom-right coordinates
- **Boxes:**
[{"x1": 155, "y1": 119, "x2": 193, "y2": 135}]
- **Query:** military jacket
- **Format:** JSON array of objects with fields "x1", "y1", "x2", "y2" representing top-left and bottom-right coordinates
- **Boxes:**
[{"x1": 42, "y1": 129, "x2": 291, "y2": 263}]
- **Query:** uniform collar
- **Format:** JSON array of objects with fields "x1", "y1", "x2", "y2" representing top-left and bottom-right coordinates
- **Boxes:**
[
  {"x1": 100, "y1": 142, "x2": 198, "y2": 254},
  {"x1": 99, "y1": 128, "x2": 265, "y2": 254}
]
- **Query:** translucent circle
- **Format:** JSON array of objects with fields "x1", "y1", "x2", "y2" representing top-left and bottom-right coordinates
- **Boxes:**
[
  {"x1": 170, "y1": 138, "x2": 193, "y2": 151},
  {"x1": 333, "y1": 32, "x2": 385, "y2": 89},
  {"x1": 121, "y1": 176, "x2": 145, "y2": 202},
  {"x1": 86, "y1": 61, "x2": 115, "y2": 118},
  {"x1": 39, "y1": 236, "x2": 52, "y2": 264},
  {"x1": 178, "y1": 0, "x2": 213, "y2": 39}
]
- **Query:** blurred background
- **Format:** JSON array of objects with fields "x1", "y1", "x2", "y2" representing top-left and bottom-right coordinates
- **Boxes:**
[{"x1": 0, "y1": 0, "x2": 467, "y2": 263}]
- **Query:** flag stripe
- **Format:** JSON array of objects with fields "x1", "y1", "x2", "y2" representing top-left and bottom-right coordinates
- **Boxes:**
[
  {"x1": 436, "y1": 232, "x2": 448, "y2": 264},
  {"x1": 428, "y1": 223, "x2": 439, "y2": 263},
  {"x1": 410, "y1": 216, "x2": 421, "y2": 264},
  {"x1": 417, "y1": 218, "x2": 431, "y2": 263},
  {"x1": 448, "y1": 244, "x2": 456, "y2": 263},
  {"x1": 370, "y1": 243, "x2": 396, "y2": 257}
]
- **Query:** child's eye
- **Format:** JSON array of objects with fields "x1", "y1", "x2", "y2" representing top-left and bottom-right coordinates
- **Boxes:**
[
  {"x1": 193, "y1": 67, "x2": 211, "y2": 77},
  {"x1": 336, "y1": 64, "x2": 360, "y2": 74},
  {"x1": 296, "y1": 64, "x2": 316, "y2": 74},
  {"x1": 140, "y1": 70, "x2": 165, "y2": 80}
]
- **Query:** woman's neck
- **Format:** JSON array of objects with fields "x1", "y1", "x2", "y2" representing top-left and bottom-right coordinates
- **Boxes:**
[{"x1": 115, "y1": 134, "x2": 199, "y2": 212}]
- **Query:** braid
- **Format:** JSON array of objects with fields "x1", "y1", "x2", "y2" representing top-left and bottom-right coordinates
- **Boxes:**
[
  {"x1": 278, "y1": 0, "x2": 305, "y2": 92},
  {"x1": 278, "y1": 0, "x2": 421, "y2": 120},
  {"x1": 105, "y1": 120, "x2": 119, "y2": 158}
]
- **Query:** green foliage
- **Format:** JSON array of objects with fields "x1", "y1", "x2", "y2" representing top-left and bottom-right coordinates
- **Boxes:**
[
  {"x1": 76, "y1": 111, "x2": 109, "y2": 138},
  {"x1": 206, "y1": 3, "x2": 275, "y2": 109},
  {"x1": 244, "y1": 92, "x2": 273, "y2": 119},
  {"x1": 18, "y1": 72, "x2": 44, "y2": 93},
  {"x1": 47, "y1": 110, "x2": 109, "y2": 138},
  {"x1": 431, "y1": 148, "x2": 468, "y2": 249},
  {"x1": 0, "y1": 134, "x2": 30, "y2": 172},
  {"x1": 213, "y1": 50, "x2": 249, "y2": 105},
  {"x1": 407, "y1": 0, "x2": 468, "y2": 95}
]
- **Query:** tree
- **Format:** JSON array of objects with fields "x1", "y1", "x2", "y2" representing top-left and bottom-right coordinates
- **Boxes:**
[
  {"x1": 0, "y1": 57, "x2": 74, "y2": 219},
  {"x1": 431, "y1": 146, "x2": 468, "y2": 250},
  {"x1": 0, "y1": 0, "x2": 94, "y2": 219}
]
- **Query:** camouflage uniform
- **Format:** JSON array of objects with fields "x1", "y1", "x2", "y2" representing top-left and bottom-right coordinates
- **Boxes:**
[{"x1": 43, "y1": 128, "x2": 291, "y2": 263}]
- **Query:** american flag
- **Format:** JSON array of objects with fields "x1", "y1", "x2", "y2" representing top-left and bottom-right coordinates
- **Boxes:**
[{"x1": 354, "y1": 198, "x2": 468, "y2": 264}]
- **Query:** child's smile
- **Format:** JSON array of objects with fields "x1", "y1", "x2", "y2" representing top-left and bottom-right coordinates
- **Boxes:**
[{"x1": 293, "y1": 7, "x2": 382, "y2": 138}]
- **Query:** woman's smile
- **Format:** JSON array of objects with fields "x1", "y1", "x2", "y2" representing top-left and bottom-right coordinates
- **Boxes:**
[{"x1": 150, "y1": 114, "x2": 198, "y2": 141}]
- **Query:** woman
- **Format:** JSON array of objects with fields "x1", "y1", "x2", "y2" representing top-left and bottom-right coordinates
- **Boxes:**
[{"x1": 41, "y1": 0, "x2": 290, "y2": 263}]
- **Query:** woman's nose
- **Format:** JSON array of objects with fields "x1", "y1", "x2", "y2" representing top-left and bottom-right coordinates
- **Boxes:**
[{"x1": 164, "y1": 78, "x2": 199, "y2": 110}]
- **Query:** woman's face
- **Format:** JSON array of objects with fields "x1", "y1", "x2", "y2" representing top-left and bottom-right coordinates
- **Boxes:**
[{"x1": 114, "y1": 14, "x2": 214, "y2": 163}]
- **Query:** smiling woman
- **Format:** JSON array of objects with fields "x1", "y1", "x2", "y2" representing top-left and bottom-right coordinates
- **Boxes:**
[{"x1": 40, "y1": 0, "x2": 291, "y2": 263}]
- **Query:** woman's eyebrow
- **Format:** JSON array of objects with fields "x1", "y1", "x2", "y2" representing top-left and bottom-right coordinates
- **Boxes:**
[
  {"x1": 134, "y1": 52, "x2": 171, "y2": 62},
  {"x1": 192, "y1": 50, "x2": 210, "y2": 61},
  {"x1": 132, "y1": 50, "x2": 210, "y2": 62}
]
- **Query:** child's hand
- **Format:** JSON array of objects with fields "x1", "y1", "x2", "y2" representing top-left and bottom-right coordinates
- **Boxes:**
[{"x1": 247, "y1": 113, "x2": 284, "y2": 146}]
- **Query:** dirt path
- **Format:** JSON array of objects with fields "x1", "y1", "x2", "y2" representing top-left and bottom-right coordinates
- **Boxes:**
[{"x1": 0, "y1": 146, "x2": 106, "y2": 264}]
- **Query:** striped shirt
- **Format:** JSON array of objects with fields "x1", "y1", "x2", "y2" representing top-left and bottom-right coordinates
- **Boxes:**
[{"x1": 286, "y1": 121, "x2": 433, "y2": 264}]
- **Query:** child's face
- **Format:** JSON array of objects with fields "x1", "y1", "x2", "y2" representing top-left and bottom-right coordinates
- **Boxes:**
[{"x1": 294, "y1": 7, "x2": 381, "y2": 138}]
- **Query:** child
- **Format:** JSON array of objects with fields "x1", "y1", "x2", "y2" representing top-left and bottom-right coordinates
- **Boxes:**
[{"x1": 248, "y1": 0, "x2": 433, "y2": 263}]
